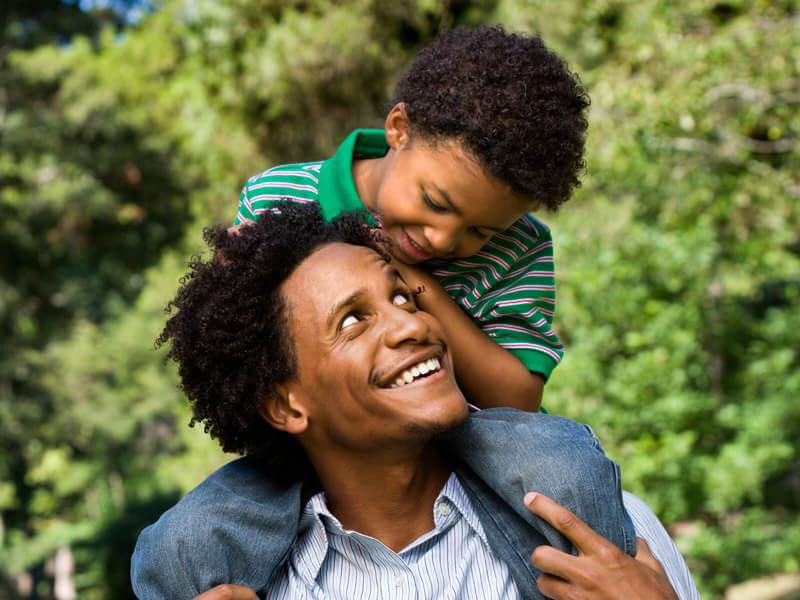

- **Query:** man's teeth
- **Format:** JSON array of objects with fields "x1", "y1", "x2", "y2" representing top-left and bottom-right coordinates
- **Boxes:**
[{"x1": 390, "y1": 358, "x2": 441, "y2": 388}]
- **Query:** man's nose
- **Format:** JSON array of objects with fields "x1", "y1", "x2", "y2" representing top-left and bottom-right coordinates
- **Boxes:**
[{"x1": 383, "y1": 305, "x2": 430, "y2": 347}]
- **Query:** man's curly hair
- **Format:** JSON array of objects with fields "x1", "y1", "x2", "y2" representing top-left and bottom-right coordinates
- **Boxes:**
[
  {"x1": 392, "y1": 25, "x2": 590, "y2": 211},
  {"x1": 156, "y1": 202, "x2": 383, "y2": 472}
]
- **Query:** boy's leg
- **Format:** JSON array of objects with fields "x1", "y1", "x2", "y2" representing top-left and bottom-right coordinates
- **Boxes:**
[
  {"x1": 439, "y1": 407, "x2": 637, "y2": 556},
  {"x1": 131, "y1": 457, "x2": 306, "y2": 600}
]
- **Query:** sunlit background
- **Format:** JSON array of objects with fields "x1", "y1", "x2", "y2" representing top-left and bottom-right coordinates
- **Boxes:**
[{"x1": 1, "y1": 1, "x2": 798, "y2": 598}]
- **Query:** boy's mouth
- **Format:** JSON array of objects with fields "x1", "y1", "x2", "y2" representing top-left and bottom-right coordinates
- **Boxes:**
[{"x1": 397, "y1": 228, "x2": 433, "y2": 262}]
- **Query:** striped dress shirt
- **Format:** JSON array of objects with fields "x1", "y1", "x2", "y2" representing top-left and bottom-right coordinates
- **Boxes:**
[
  {"x1": 624, "y1": 491, "x2": 701, "y2": 600},
  {"x1": 263, "y1": 483, "x2": 700, "y2": 600},
  {"x1": 265, "y1": 473, "x2": 522, "y2": 599}
]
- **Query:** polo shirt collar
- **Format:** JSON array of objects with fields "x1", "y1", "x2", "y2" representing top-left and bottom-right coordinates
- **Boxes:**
[{"x1": 317, "y1": 129, "x2": 387, "y2": 225}]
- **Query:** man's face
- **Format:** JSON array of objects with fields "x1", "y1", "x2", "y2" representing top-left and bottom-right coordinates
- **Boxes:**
[
  {"x1": 373, "y1": 139, "x2": 528, "y2": 264},
  {"x1": 277, "y1": 243, "x2": 468, "y2": 454}
]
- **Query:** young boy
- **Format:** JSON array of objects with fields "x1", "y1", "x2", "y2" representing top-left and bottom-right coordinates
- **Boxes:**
[{"x1": 234, "y1": 25, "x2": 589, "y2": 411}]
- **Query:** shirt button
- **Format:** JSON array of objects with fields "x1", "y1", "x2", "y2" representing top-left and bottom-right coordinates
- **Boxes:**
[
  {"x1": 394, "y1": 574, "x2": 403, "y2": 587},
  {"x1": 438, "y1": 503, "x2": 450, "y2": 516}
]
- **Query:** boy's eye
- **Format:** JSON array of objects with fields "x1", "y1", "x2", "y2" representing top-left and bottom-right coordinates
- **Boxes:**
[
  {"x1": 470, "y1": 226, "x2": 493, "y2": 238},
  {"x1": 392, "y1": 292, "x2": 410, "y2": 306},
  {"x1": 340, "y1": 313, "x2": 361, "y2": 329},
  {"x1": 423, "y1": 192, "x2": 446, "y2": 213}
]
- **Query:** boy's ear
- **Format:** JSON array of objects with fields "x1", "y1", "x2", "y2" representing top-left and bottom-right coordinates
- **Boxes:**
[
  {"x1": 258, "y1": 382, "x2": 309, "y2": 435},
  {"x1": 384, "y1": 103, "x2": 412, "y2": 150}
]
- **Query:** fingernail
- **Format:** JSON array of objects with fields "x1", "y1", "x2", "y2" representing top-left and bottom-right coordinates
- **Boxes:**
[{"x1": 524, "y1": 492, "x2": 537, "y2": 506}]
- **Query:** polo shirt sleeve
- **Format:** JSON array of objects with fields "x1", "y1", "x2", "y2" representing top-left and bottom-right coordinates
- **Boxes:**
[
  {"x1": 234, "y1": 185, "x2": 256, "y2": 225},
  {"x1": 477, "y1": 226, "x2": 564, "y2": 381}
]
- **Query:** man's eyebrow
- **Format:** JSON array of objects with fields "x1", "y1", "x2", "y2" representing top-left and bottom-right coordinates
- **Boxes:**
[
  {"x1": 325, "y1": 267, "x2": 403, "y2": 327},
  {"x1": 326, "y1": 289, "x2": 367, "y2": 327},
  {"x1": 386, "y1": 266, "x2": 407, "y2": 285}
]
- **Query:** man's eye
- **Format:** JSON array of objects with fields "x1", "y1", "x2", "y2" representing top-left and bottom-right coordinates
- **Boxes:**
[
  {"x1": 341, "y1": 314, "x2": 360, "y2": 329},
  {"x1": 392, "y1": 293, "x2": 409, "y2": 306}
]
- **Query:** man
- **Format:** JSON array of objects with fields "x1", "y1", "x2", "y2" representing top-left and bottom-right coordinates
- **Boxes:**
[{"x1": 133, "y1": 203, "x2": 698, "y2": 599}]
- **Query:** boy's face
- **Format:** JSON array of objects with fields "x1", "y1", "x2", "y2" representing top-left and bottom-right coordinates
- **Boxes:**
[{"x1": 369, "y1": 136, "x2": 529, "y2": 264}]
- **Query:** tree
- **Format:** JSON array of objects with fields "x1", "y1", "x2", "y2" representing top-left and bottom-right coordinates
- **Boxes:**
[
  {"x1": 1, "y1": 1, "x2": 500, "y2": 596},
  {"x1": 2, "y1": 0, "x2": 798, "y2": 597}
]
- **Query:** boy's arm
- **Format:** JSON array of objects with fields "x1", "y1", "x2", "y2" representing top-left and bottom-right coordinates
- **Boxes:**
[
  {"x1": 234, "y1": 186, "x2": 256, "y2": 225},
  {"x1": 398, "y1": 263, "x2": 543, "y2": 412},
  {"x1": 395, "y1": 219, "x2": 562, "y2": 412}
]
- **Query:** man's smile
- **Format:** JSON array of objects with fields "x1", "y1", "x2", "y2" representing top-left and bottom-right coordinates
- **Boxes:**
[
  {"x1": 389, "y1": 356, "x2": 443, "y2": 388},
  {"x1": 374, "y1": 347, "x2": 447, "y2": 389}
]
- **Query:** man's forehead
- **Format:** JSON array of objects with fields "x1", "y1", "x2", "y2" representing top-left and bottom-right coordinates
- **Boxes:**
[{"x1": 282, "y1": 242, "x2": 391, "y2": 314}]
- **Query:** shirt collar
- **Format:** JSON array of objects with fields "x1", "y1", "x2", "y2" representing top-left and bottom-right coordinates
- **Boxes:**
[
  {"x1": 317, "y1": 129, "x2": 386, "y2": 225},
  {"x1": 290, "y1": 493, "x2": 332, "y2": 589},
  {"x1": 437, "y1": 472, "x2": 491, "y2": 548},
  {"x1": 289, "y1": 473, "x2": 490, "y2": 586}
]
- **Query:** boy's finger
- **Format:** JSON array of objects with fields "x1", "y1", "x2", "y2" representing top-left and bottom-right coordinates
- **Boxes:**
[
  {"x1": 524, "y1": 492, "x2": 604, "y2": 555},
  {"x1": 227, "y1": 220, "x2": 256, "y2": 236}
]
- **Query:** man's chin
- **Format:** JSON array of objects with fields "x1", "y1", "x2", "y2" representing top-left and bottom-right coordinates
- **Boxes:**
[{"x1": 404, "y1": 403, "x2": 469, "y2": 441}]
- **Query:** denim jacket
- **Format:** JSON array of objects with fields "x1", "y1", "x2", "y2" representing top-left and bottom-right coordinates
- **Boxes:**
[{"x1": 132, "y1": 409, "x2": 635, "y2": 600}]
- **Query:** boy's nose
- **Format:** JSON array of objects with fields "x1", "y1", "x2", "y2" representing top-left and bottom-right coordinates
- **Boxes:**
[{"x1": 424, "y1": 227, "x2": 459, "y2": 255}]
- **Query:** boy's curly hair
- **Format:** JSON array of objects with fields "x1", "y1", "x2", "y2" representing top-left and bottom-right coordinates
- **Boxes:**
[
  {"x1": 393, "y1": 25, "x2": 590, "y2": 211},
  {"x1": 156, "y1": 202, "x2": 383, "y2": 472}
]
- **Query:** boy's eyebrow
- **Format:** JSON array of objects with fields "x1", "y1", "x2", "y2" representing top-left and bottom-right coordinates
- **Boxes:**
[
  {"x1": 431, "y1": 184, "x2": 505, "y2": 233},
  {"x1": 432, "y1": 184, "x2": 462, "y2": 216}
]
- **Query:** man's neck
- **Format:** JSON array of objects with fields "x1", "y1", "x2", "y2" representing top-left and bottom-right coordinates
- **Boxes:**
[{"x1": 312, "y1": 444, "x2": 450, "y2": 553}]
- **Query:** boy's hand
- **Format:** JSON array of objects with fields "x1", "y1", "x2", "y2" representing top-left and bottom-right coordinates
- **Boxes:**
[
  {"x1": 191, "y1": 584, "x2": 258, "y2": 600},
  {"x1": 215, "y1": 219, "x2": 257, "y2": 264},
  {"x1": 387, "y1": 253, "x2": 542, "y2": 411},
  {"x1": 227, "y1": 218, "x2": 256, "y2": 236},
  {"x1": 525, "y1": 492, "x2": 678, "y2": 600},
  {"x1": 387, "y1": 257, "x2": 437, "y2": 301}
]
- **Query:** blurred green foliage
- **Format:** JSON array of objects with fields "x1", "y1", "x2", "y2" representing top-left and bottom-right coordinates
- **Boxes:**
[{"x1": 0, "y1": 0, "x2": 798, "y2": 598}]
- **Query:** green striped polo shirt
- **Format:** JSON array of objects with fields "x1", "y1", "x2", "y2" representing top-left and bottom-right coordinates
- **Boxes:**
[{"x1": 236, "y1": 130, "x2": 564, "y2": 380}]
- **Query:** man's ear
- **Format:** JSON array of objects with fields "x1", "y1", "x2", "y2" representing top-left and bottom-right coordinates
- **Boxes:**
[
  {"x1": 384, "y1": 102, "x2": 412, "y2": 150},
  {"x1": 257, "y1": 383, "x2": 309, "y2": 435}
]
